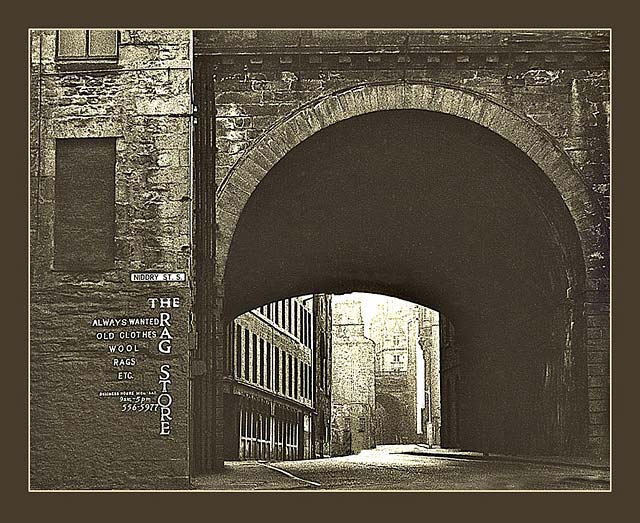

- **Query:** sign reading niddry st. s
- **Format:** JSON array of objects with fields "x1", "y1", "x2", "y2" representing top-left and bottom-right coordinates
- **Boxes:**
[{"x1": 130, "y1": 272, "x2": 186, "y2": 282}]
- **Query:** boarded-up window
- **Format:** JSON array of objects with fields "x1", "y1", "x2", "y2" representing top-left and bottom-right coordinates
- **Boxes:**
[{"x1": 54, "y1": 138, "x2": 116, "y2": 271}]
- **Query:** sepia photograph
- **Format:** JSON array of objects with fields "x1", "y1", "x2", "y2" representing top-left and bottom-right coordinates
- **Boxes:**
[{"x1": 28, "y1": 28, "x2": 611, "y2": 491}]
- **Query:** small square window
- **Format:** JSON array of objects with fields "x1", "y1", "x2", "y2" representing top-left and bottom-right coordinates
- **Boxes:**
[{"x1": 57, "y1": 30, "x2": 118, "y2": 60}]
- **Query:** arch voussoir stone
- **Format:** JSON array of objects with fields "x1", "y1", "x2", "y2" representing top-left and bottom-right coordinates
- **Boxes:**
[
  {"x1": 291, "y1": 111, "x2": 318, "y2": 142},
  {"x1": 441, "y1": 88, "x2": 466, "y2": 117},
  {"x1": 361, "y1": 85, "x2": 385, "y2": 114},
  {"x1": 222, "y1": 180, "x2": 251, "y2": 218},
  {"x1": 380, "y1": 83, "x2": 409, "y2": 111},
  {"x1": 313, "y1": 95, "x2": 344, "y2": 131},
  {"x1": 301, "y1": 104, "x2": 326, "y2": 135},
  {"x1": 276, "y1": 119, "x2": 305, "y2": 152},
  {"x1": 281, "y1": 113, "x2": 311, "y2": 149},
  {"x1": 403, "y1": 82, "x2": 432, "y2": 111},
  {"x1": 264, "y1": 133, "x2": 290, "y2": 164},
  {"x1": 239, "y1": 155, "x2": 269, "y2": 188},
  {"x1": 335, "y1": 89, "x2": 365, "y2": 120},
  {"x1": 216, "y1": 207, "x2": 240, "y2": 255},
  {"x1": 254, "y1": 138, "x2": 282, "y2": 172},
  {"x1": 453, "y1": 91, "x2": 478, "y2": 121}
]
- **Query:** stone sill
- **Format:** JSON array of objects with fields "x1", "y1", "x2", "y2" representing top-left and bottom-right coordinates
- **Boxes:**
[{"x1": 55, "y1": 60, "x2": 121, "y2": 73}]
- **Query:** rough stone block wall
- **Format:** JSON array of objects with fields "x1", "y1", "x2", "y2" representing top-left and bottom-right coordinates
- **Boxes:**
[{"x1": 30, "y1": 29, "x2": 193, "y2": 489}]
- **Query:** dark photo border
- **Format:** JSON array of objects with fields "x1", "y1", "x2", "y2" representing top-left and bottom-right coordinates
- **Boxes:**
[{"x1": 11, "y1": 0, "x2": 631, "y2": 518}]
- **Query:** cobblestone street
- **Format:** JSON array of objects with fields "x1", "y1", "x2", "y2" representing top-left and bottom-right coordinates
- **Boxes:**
[{"x1": 193, "y1": 445, "x2": 610, "y2": 491}]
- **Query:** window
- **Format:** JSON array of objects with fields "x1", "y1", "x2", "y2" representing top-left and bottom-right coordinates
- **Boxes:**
[
  {"x1": 283, "y1": 353, "x2": 288, "y2": 396},
  {"x1": 54, "y1": 138, "x2": 115, "y2": 271},
  {"x1": 288, "y1": 354, "x2": 293, "y2": 397},
  {"x1": 226, "y1": 323, "x2": 234, "y2": 375},
  {"x1": 305, "y1": 311, "x2": 311, "y2": 347},
  {"x1": 274, "y1": 347, "x2": 280, "y2": 393},
  {"x1": 283, "y1": 300, "x2": 288, "y2": 330},
  {"x1": 252, "y1": 334, "x2": 258, "y2": 383},
  {"x1": 57, "y1": 30, "x2": 118, "y2": 60},
  {"x1": 235, "y1": 325, "x2": 242, "y2": 378},
  {"x1": 266, "y1": 342, "x2": 272, "y2": 389},
  {"x1": 259, "y1": 339, "x2": 265, "y2": 387},
  {"x1": 294, "y1": 356, "x2": 298, "y2": 399},
  {"x1": 244, "y1": 329, "x2": 250, "y2": 379}
]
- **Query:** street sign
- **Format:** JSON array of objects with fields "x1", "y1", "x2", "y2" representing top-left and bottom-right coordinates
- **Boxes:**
[{"x1": 130, "y1": 272, "x2": 187, "y2": 283}]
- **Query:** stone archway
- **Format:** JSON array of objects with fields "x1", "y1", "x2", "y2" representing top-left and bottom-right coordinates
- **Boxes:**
[{"x1": 204, "y1": 81, "x2": 609, "y2": 469}]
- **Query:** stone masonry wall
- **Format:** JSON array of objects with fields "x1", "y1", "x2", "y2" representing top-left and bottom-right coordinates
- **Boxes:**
[{"x1": 30, "y1": 30, "x2": 193, "y2": 489}]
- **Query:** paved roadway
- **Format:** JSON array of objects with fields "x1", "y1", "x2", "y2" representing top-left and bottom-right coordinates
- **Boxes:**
[{"x1": 192, "y1": 444, "x2": 610, "y2": 491}]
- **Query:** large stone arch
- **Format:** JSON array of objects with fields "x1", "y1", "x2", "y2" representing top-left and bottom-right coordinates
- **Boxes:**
[
  {"x1": 211, "y1": 80, "x2": 609, "y2": 459},
  {"x1": 216, "y1": 80, "x2": 607, "y2": 293}
]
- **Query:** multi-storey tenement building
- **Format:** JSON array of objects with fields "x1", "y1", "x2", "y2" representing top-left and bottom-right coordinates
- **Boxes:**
[
  {"x1": 370, "y1": 304, "x2": 418, "y2": 444},
  {"x1": 223, "y1": 295, "x2": 331, "y2": 461}
]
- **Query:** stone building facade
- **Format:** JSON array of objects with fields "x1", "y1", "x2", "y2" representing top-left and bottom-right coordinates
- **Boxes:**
[
  {"x1": 30, "y1": 29, "x2": 610, "y2": 489},
  {"x1": 369, "y1": 302, "x2": 419, "y2": 444},
  {"x1": 30, "y1": 29, "x2": 193, "y2": 489},
  {"x1": 223, "y1": 294, "x2": 331, "y2": 461},
  {"x1": 330, "y1": 299, "x2": 376, "y2": 455},
  {"x1": 369, "y1": 301, "x2": 441, "y2": 446}
]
